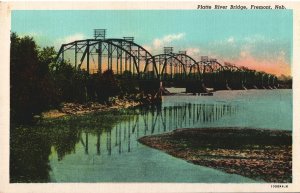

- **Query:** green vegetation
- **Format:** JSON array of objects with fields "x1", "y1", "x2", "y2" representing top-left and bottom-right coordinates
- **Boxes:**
[
  {"x1": 278, "y1": 74, "x2": 293, "y2": 89},
  {"x1": 10, "y1": 110, "x2": 134, "y2": 182},
  {"x1": 10, "y1": 33, "x2": 138, "y2": 125},
  {"x1": 10, "y1": 33, "x2": 59, "y2": 125},
  {"x1": 9, "y1": 33, "x2": 141, "y2": 181}
]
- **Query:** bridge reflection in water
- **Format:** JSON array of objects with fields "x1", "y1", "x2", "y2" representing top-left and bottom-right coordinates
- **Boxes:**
[{"x1": 77, "y1": 103, "x2": 238, "y2": 158}]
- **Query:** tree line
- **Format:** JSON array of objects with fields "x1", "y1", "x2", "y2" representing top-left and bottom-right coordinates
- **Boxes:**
[
  {"x1": 10, "y1": 33, "x2": 137, "y2": 125},
  {"x1": 10, "y1": 33, "x2": 292, "y2": 125}
]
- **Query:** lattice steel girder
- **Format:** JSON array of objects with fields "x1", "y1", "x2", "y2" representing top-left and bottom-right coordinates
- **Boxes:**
[
  {"x1": 152, "y1": 54, "x2": 189, "y2": 79},
  {"x1": 153, "y1": 53, "x2": 202, "y2": 78},
  {"x1": 56, "y1": 38, "x2": 157, "y2": 77},
  {"x1": 197, "y1": 59, "x2": 226, "y2": 75},
  {"x1": 55, "y1": 37, "x2": 278, "y2": 82},
  {"x1": 94, "y1": 29, "x2": 106, "y2": 39},
  {"x1": 173, "y1": 53, "x2": 200, "y2": 74}
]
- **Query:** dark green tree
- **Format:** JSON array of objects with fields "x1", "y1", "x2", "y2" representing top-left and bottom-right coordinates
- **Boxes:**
[
  {"x1": 96, "y1": 70, "x2": 120, "y2": 103},
  {"x1": 10, "y1": 33, "x2": 58, "y2": 124}
]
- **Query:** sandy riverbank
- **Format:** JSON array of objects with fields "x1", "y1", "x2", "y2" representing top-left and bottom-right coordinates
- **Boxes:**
[
  {"x1": 138, "y1": 128, "x2": 292, "y2": 183},
  {"x1": 42, "y1": 97, "x2": 140, "y2": 119}
]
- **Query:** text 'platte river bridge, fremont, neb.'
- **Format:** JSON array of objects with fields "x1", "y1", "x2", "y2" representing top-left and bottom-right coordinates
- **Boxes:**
[{"x1": 55, "y1": 29, "x2": 279, "y2": 94}]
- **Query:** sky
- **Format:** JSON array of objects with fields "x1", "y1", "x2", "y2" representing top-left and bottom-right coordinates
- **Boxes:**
[{"x1": 11, "y1": 10, "x2": 293, "y2": 76}]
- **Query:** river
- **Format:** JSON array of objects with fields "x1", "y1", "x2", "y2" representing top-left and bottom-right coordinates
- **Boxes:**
[{"x1": 10, "y1": 89, "x2": 292, "y2": 183}]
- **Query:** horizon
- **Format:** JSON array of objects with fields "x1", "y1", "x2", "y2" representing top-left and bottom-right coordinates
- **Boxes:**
[{"x1": 11, "y1": 10, "x2": 293, "y2": 76}]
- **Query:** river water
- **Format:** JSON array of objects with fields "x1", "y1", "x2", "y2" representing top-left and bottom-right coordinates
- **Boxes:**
[{"x1": 10, "y1": 89, "x2": 292, "y2": 183}]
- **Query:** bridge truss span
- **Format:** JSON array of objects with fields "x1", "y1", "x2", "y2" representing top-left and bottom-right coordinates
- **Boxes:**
[
  {"x1": 56, "y1": 38, "x2": 158, "y2": 78},
  {"x1": 151, "y1": 53, "x2": 188, "y2": 81},
  {"x1": 54, "y1": 30, "x2": 279, "y2": 90},
  {"x1": 174, "y1": 53, "x2": 201, "y2": 80}
]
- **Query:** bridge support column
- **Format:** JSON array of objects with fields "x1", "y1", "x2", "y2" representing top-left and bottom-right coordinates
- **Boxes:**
[
  {"x1": 138, "y1": 80, "x2": 162, "y2": 105},
  {"x1": 98, "y1": 42, "x2": 102, "y2": 73},
  {"x1": 87, "y1": 41, "x2": 90, "y2": 73},
  {"x1": 75, "y1": 42, "x2": 77, "y2": 69},
  {"x1": 186, "y1": 80, "x2": 208, "y2": 94}
]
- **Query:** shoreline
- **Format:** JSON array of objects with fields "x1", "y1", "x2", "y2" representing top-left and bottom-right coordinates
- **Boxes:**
[
  {"x1": 41, "y1": 89, "x2": 292, "y2": 119},
  {"x1": 41, "y1": 96, "x2": 141, "y2": 119},
  {"x1": 138, "y1": 127, "x2": 292, "y2": 183}
]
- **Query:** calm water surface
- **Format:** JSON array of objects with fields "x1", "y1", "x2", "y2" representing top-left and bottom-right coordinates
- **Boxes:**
[{"x1": 10, "y1": 89, "x2": 292, "y2": 183}]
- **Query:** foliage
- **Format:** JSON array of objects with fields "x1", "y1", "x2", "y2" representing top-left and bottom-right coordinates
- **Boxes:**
[
  {"x1": 95, "y1": 70, "x2": 121, "y2": 103},
  {"x1": 53, "y1": 62, "x2": 89, "y2": 103},
  {"x1": 11, "y1": 33, "x2": 134, "y2": 124},
  {"x1": 10, "y1": 33, "x2": 59, "y2": 124},
  {"x1": 122, "y1": 70, "x2": 132, "y2": 79},
  {"x1": 50, "y1": 64, "x2": 124, "y2": 104},
  {"x1": 278, "y1": 74, "x2": 292, "y2": 88}
]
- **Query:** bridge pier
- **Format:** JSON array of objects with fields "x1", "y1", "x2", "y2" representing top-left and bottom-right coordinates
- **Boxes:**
[
  {"x1": 185, "y1": 80, "x2": 208, "y2": 94},
  {"x1": 138, "y1": 80, "x2": 162, "y2": 105}
]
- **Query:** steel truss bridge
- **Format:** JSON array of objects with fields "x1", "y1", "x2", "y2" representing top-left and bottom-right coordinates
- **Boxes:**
[{"x1": 56, "y1": 29, "x2": 278, "y2": 91}]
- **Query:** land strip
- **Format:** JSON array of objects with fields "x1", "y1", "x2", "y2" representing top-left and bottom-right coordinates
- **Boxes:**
[{"x1": 138, "y1": 128, "x2": 292, "y2": 183}]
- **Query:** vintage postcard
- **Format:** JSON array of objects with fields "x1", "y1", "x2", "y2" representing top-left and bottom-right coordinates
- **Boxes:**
[{"x1": 0, "y1": 1, "x2": 299, "y2": 192}]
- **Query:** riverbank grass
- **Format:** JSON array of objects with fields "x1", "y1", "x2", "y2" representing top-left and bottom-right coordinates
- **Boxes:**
[{"x1": 138, "y1": 127, "x2": 292, "y2": 183}]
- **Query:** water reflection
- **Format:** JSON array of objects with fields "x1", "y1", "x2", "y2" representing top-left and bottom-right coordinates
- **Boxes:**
[
  {"x1": 10, "y1": 90, "x2": 292, "y2": 182},
  {"x1": 74, "y1": 103, "x2": 238, "y2": 157},
  {"x1": 10, "y1": 102, "x2": 237, "y2": 182}
]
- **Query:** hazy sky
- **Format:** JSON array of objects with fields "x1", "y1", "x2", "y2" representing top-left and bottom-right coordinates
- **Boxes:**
[{"x1": 11, "y1": 10, "x2": 292, "y2": 76}]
